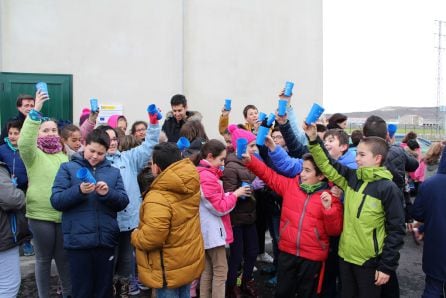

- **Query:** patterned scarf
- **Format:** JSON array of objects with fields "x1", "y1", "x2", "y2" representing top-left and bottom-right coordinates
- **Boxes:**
[{"x1": 37, "y1": 135, "x2": 63, "y2": 154}]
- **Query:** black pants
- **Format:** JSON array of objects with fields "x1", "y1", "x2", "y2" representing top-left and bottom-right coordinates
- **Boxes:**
[
  {"x1": 381, "y1": 270, "x2": 400, "y2": 298},
  {"x1": 339, "y1": 258, "x2": 382, "y2": 298},
  {"x1": 321, "y1": 236, "x2": 341, "y2": 298},
  {"x1": 67, "y1": 247, "x2": 115, "y2": 298},
  {"x1": 275, "y1": 252, "x2": 321, "y2": 298}
]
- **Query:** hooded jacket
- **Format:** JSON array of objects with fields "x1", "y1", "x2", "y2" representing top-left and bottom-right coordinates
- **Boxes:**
[
  {"x1": 246, "y1": 156, "x2": 343, "y2": 261},
  {"x1": 162, "y1": 110, "x2": 203, "y2": 143},
  {"x1": 411, "y1": 146, "x2": 446, "y2": 281},
  {"x1": 221, "y1": 152, "x2": 257, "y2": 226},
  {"x1": 309, "y1": 140, "x2": 405, "y2": 275},
  {"x1": 51, "y1": 153, "x2": 129, "y2": 249},
  {"x1": 0, "y1": 139, "x2": 28, "y2": 192},
  {"x1": 131, "y1": 158, "x2": 205, "y2": 289},
  {"x1": 18, "y1": 117, "x2": 68, "y2": 223},
  {"x1": 106, "y1": 124, "x2": 160, "y2": 231},
  {"x1": 385, "y1": 144, "x2": 419, "y2": 190},
  {"x1": 0, "y1": 162, "x2": 30, "y2": 252},
  {"x1": 197, "y1": 160, "x2": 237, "y2": 249}
]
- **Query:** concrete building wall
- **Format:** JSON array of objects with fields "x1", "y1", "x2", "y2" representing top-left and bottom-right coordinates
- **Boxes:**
[{"x1": 1, "y1": 0, "x2": 322, "y2": 139}]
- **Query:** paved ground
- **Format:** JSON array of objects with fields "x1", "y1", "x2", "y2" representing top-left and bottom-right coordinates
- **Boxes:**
[{"x1": 17, "y1": 233, "x2": 424, "y2": 298}]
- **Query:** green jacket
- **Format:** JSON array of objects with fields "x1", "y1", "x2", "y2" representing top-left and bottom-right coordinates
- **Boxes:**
[
  {"x1": 18, "y1": 117, "x2": 68, "y2": 223},
  {"x1": 309, "y1": 139, "x2": 405, "y2": 274}
]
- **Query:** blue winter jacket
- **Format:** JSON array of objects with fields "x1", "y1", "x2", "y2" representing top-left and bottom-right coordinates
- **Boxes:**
[
  {"x1": 0, "y1": 140, "x2": 28, "y2": 192},
  {"x1": 50, "y1": 153, "x2": 129, "y2": 250},
  {"x1": 411, "y1": 146, "x2": 446, "y2": 282},
  {"x1": 106, "y1": 123, "x2": 160, "y2": 231},
  {"x1": 287, "y1": 105, "x2": 308, "y2": 146},
  {"x1": 338, "y1": 149, "x2": 358, "y2": 169}
]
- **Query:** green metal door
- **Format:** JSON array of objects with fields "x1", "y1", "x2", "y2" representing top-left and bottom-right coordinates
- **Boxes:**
[{"x1": 0, "y1": 72, "x2": 73, "y2": 128}]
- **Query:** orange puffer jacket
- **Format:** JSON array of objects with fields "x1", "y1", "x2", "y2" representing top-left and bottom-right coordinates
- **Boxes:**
[{"x1": 131, "y1": 158, "x2": 205, "y2": 289}]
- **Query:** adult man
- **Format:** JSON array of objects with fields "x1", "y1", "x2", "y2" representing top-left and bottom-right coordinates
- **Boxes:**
[
  {"x1": 161, "y1": 94, "x2": 202, "y2": 143},
  {"x1": 0, "y1": 94, "x2": 35, "y2": 145}
]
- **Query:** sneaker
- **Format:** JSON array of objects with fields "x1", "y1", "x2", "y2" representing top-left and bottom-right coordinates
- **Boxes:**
[
  {"x1": 22, "y1": 242, "x2": 35, "y2": 257},
  {"x1": 256, "y1": 252, "x2": 273, "y2": 263},
  {"x1": 137, "y1": 280, "x2": 149, "y2": 291},
  {"x1": 119, "y1": 279, "x2": 129, "y2": 298},
  {"x1": 128, "y1": 278, "x2": 141, "y2": 296}
]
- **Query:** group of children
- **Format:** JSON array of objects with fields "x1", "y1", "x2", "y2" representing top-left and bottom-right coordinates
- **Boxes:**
[{"x1": 0, "y1": 85, "x2": 440, "y2": 298}]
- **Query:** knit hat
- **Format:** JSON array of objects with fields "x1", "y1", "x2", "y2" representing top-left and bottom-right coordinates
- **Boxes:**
[
  {"x1": 228, "y1": 124, "x2": 256, "y2": 146},
  {"x1": 387, "y1": 124, "x2": 397, "y2": 138},
  {"x1": 79, "y1": 108, "x2": 91, "y2": 126}
]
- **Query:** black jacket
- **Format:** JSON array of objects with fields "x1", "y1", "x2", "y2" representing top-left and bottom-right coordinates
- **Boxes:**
[
  {"x1": 385, "y1": 145, "x2": 419, "y2": 190},
  {"x1": 161, "y1": 110, "x2": 202, "y2": 143}
]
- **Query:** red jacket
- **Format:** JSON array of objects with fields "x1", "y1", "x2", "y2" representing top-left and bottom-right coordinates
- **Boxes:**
[{"x1": 246, "y1": 156, "x2": 343, "y2": 261}]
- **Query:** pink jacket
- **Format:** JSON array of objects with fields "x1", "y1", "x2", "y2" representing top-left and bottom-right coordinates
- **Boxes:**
[{"x1": 197, "y1": 160, "x2": 237, "y2": 248}]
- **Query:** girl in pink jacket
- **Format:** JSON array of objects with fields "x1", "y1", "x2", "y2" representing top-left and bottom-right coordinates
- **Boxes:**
[{"x1": 195, "y1": 139, "x2": 250, "y2": 298}]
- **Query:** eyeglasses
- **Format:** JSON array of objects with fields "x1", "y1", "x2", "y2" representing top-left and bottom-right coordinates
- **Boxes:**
[{"x1": 271, "y1": 135, "x2": 283, "y2": 140}]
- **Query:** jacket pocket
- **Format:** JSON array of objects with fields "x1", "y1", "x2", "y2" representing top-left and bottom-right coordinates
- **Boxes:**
[
  {"x1": 356, "y1": 194, "x2": 367, "y2": 218},
  {"x1": 372, "y1": 228, "x2": 379, "y2": 256},
  {"x1": 314, "y1": 227, "x2": 327, "y2": 250}
]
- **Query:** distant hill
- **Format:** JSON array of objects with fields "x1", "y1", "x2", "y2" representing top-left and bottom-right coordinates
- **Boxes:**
[{"x1": 328, "y1": 106, "x2": 440, "y2": 122}]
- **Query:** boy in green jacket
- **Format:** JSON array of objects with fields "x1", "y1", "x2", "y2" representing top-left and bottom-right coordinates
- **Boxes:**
[{"x1": 303, "y1": 123, "x2": 405, "y2": 298}]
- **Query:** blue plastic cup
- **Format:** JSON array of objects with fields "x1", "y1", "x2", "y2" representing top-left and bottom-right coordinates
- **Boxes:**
[
  {"x1": 147, "y1": 104, "x2": 163, "y2": 120},
  {"x1": 76, "y1": 167, "x2": 96, "y2": 184},
  {"x1": 177, "y1": 137, "x2": 190, "y2": 151},
  {"x1": 224, "y1": 99, "x2": 232, "y2": 111},
  {"x1": 258, "y1": 112, "x2": 267, "y2": 123},
  {"x1": 236, "y1": 138, "x2": 248, "y2": 159},
  {"x1": 284, "y1": 81, "x2": 294, "y2": 97},
  {"x1": 35, "y1": 82, "x2": 49, "y2": 98},
  {"x1": 305, "y1": 103, "x2": 325, "y2": 125},
  {"x1": 266, "y1": 113, "x2": 276, "y2": 127},
  {"x1": 90, "y1": 98, "x2": 99, "y2": 113},
  {"x1": 240, "y1": 181, "x2": 251, "y2": 200},
  {"x1": 256, "y1": 126, "x2": 270, "y2": 146},
  {"x1": 278, "y1": 99, "x2": 288, "y2": 116},
  {"x1": 388, "y1": 124, "x2": 398, "y2": 138}
]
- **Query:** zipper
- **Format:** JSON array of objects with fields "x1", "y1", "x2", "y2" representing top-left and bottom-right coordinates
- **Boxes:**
[
  {"x1": 160, "y1": 250, "x2": 168, "y2": 287},
  {"x1": 356, "y1": 194, "x2": 367, "y2": 218},
  {"x1": 278, "y1": 219, "x2": 290, "y2": 242},
  {"x1": 373, "y1": 228, "x2": 379, "y2": 256},
  {"x1": 296, "y1": 194, "x2": 312, "y2": 256},
  {"x1": 314, "y1": 227, "x2": 327, "y2": 250}
]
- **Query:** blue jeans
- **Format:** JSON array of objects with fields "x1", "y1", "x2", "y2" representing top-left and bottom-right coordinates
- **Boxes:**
[
  {"x1": 423, "y1": 275, "x2": 446, "y2": 298},
  {"x1": 156, "y1": 284, "x2": 191, "y2": 298},
  {"x1": 0, "y1": 246, "x2": 21, "y2": 297}
]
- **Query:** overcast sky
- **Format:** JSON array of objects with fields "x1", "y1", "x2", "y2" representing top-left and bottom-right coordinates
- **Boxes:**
[{"x1": 323, "y1": 0, "x2": 446, "y2": 113}]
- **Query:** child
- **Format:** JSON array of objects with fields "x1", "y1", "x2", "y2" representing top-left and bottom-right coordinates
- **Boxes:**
[
  {"x1": 304, "y1": 123, "x2": 405, "y2": 298},
  {"x1": 195, "y1": 139, "x2": 250, "y2": 298},
  {"x1": 131, "y1": 142, "x2": 205, "y2": 297},
  {"x1": 222, "y1": 125, "x2": 261, "y2": 297},
  {"x1": 244, "y1": 150, "x2": 343, "y2": 297},
  {"x1": 51, "y1": 129, "x2": 129, "y2": 298},
  {"x1": 323, "y1": 129, "x2": 357, "y2": 169},
  {"x1": 61, "y1": 124, "x2": 83, "y2": 160},
  {"x1": 0, "y1": 120, "x2": 28, "y2": 192}
]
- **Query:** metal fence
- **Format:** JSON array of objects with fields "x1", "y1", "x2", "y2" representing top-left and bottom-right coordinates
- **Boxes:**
[{"x1": 345, "y1": 124, "x2": 446, "y2": 141}]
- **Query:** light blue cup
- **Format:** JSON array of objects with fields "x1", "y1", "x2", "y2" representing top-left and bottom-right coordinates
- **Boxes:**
[
  {"x1": 267, "y1": 113, "x2": 276, "y2": 127},
  {"x1": 224, "y1": 99, "x2": 232, "y2": 111},
  {"x1": 236, "y1": 138, "x2": 248, "y2": 159},
  {"x1": 76, "y1": 167, "x2": 96, "y2": 184},
  {"x1": 36, "y1": 82, "x2": 49, "y2": 98},
  {"x1": 240, "y1": 181, "x2": 251, "y2": 200},
  {"x1": 278, "y1": 99, "x2": 288, "y2": 116},
  {"x1": 90, "y1": 99, "x2": 99, "y2": 113},
  {"x1": 388, "y1": 124, "x2": 398, "y2": 138},
  {"x1": 256, "y1": 126, "x2": 270, "y2": 146},
  {"x1": 177, "y1": 137, "x2": 190, "y2": 151},
  {"x1": 284, "y1": 81, "x2": 294, "y2": 97},
  {"x1": 305, "y1": 103, "x2": 325, "y2": 125},
  {"x1": 258, "y1": 112, "x2": 267, "y2": 123}
]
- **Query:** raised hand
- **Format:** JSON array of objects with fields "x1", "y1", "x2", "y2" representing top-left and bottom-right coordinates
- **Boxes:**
[
  {"x1": 302, "y1": 122, "x2": 317, "y2": 142},
  {"x1": 34, "y1": 90, "x2": 49, "y2": 112}
]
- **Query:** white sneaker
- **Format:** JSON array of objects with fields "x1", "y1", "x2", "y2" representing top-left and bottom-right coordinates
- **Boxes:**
[{"x1": 256, "y1": 252, "x2": 274, "y2": 263}]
